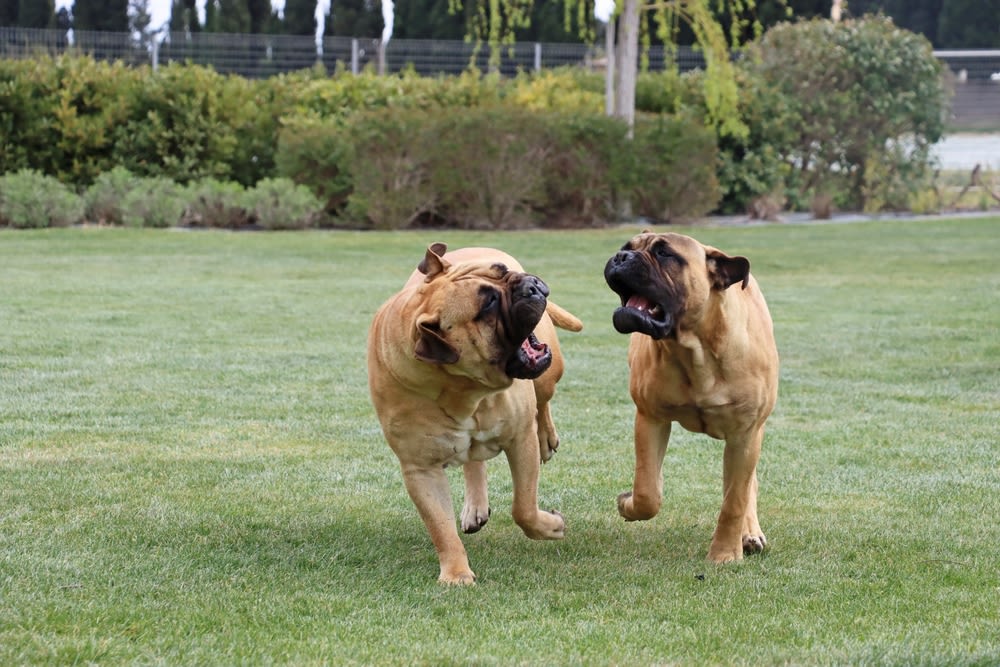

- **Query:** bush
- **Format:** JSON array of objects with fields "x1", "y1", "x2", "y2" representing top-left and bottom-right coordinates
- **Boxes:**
[
  {"x1": 742, "y1": 16, "x2": 949, "y2": 211},
  {"x1": 338, "y1": 109, "x2": 438, "y2": 230},
  {"x1": 287, "y1": 68, "x2": 501, "y2": 120},
  {"x1": 275, "y1": 117, "x2": 354, "y2": 219},
  {"x1": 0, "y1": 169, "x2": 85, "y2": 228},
  {"x1": 111, "y1": 64, "x2": 244, "y2": 185},
  {"x1": 706, "y1": 67, "x2": 798, "y2": 215},
  {"x1": 620, "y1": 114, "x2": 721, "y2": 222},
  {"x1": 634, "y1": 69, "x2": 696, "y2": 115},
  {"x1": 181, "y1": 179, "x2": 251, "y2": 229},
  {"x1": 84, "y1": 166, "x2": 141, "y2": 225},
  {"x1": 120, "y1": 177, "x2": 187, "y2": 228},
  {"x1": 506, "y1": 68, "x2": 604, "y2": 113},
  {"x1": 277, "y1": 106, "x2": 719, "y2": 229},
  {"x1": 430, "y1": 108, "x2": 550, "y2": 229},
  {"x1": 245, "y1": 177, "x2": 323, "y2": 230},
  {"x1": 0, "y1": 56, "x2": 140, "y2": 186},
  {"x1": 537, "y1": 112, "x2": 629, "y2": 227}
]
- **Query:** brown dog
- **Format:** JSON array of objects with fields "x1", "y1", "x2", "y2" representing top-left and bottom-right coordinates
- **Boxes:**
[
  {"x1": 604, "y1": 232, "x2": 779, "y2": 563},
  {"x1": 368, "y1": 243, "x2": 583, "y2": 584}
]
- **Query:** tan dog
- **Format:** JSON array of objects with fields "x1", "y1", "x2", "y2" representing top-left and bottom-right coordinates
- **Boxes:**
[
  {"x1": 604, "y1": 232, "x2": 779, "y2": 563},
  {"x1": 368, "y1": 243, "x2": 582, "y2": 584}
]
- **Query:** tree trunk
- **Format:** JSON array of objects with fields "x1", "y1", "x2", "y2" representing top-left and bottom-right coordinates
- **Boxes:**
[
  {"x1": 614, "y1": 0, "x2": 639, "y2": 137},
  {"x1": 605, "y1": 15, "x2": 615, "y2": 116}
]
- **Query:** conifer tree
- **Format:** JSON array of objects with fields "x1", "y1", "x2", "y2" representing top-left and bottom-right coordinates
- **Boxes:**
[
  {"x1": 326, "y1": 0, "x2": 384, "y2": 38},
  {"x1": 72, "y1": 0, "x2": 129, "y2": 31},
  {"x1": 282, "y1": 0, "x2": 316, "y2": 35},
  {"x1": 17, "y1": 0, "x2": 55, "y2": 28}
]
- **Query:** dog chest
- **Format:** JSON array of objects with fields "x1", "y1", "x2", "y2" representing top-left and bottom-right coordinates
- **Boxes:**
[{"x1": 431, "y1": 421, "x2": 505, "y2": 467}]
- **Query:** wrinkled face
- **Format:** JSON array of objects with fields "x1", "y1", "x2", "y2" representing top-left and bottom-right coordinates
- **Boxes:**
[
  {"x1": 604, "y1": 232, "x2": 750, "y2": 340},
  {"x1": 413, "y1": 254, "x2": 552, "y2": 388}
]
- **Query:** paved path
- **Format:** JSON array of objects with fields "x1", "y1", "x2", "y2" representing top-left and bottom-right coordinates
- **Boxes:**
[{"x1": 935, "y1": 133, "x2": 1000, "y2": 170}]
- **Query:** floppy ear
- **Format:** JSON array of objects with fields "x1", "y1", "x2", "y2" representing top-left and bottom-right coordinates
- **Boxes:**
[
  {"x1": 413, "y1": 317, "x2": 460, "y2": 365},
  {"x1": 417, "y1": 243, "x2": 450, "y2": 281},
  {"x1": 706, "y1": 249, "x2": 750, "y2": 290}
]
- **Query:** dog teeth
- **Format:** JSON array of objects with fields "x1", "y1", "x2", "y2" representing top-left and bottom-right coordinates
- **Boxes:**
[{"x1": 626, "y1": 295, "x2": 662, "y2": 319}]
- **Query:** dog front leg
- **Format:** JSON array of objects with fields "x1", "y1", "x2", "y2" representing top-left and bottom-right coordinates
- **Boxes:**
[
  {"x1": 618, "y1": 411, "x2": 671, "y2": 520},
  {"x1": 708, "y1": 426, "x2": 765, "y2": 563},
  {"x1": 400, "y1": 464, "x2": 476, "y2": 585},
  {"x1": 460, "y1": 460, "x2": 490, "y2": 534},
  {"x1": 505, "y1": 433, "x2": 565, "y2": 540}
]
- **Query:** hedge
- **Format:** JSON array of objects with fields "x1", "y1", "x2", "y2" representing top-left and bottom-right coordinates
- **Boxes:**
[{"x1": 0, "y1": 16, "x2": 951, "y2": 223}]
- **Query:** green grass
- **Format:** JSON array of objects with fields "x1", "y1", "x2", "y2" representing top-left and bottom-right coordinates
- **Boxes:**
[{"x1": 1, "y1": 219, "x2": 998, "y2": 665}]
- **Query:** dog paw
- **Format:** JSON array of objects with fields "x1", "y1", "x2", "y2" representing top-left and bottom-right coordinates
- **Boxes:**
[
  {"x1": 439, "y1": 569, "x2": 477, "y2": 586},
  {"x1": 617, "y1": 491, "x2": 658, "y2": 521},
  {"x1": 616, "y1": 491, "x2": 635, "y2": 520},
  {"x1": 742, "y1": 533, "x2": 767, "y2": 555},
  {"x1": 539, "y1": 432, "x2": 559, "y2": 463},
  {"x1": 707, "y1": 544, "x2": 743, "y2": 564},
  {"x1": 461, "y1": 505, "x2": 491, "y2": 534},
  {"x1": 516, "y1": 509, "x2": 564, "y2": 540}
]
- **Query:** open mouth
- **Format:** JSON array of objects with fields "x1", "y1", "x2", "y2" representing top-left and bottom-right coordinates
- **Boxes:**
[
  {"x1": 612, "y1": 291, "x2": 674, "y2": 340},
  {"x1": 505, "y1": 332, "x2": 552, "y2": 379}
]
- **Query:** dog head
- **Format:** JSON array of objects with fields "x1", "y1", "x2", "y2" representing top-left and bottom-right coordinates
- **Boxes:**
[
  {"x1": 604, "y1": 232, "x2": 750, "y2": 340},
  {"x1": 411, "y1": 243, "x2": 553, "y2": 387}
]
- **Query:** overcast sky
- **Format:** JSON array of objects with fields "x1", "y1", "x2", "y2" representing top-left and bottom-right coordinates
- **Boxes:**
[{"x1": 54, "y1": 1, "x2": 614, "y2": 41}]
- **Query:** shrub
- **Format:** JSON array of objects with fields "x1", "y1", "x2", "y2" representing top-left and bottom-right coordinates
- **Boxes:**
[
  {"x1": 245, "y1": 177, "x2": 323, "y2": 230},
  {"x1": 287, "y1": 68, "x2": 500, "y2": 120},
  {"x1": 84, "y1": 166, "x2": 141, "y2": 225},
  {"x1": 0, "y1": 169, "x2": 85, "y2": 228},
  {"x1": 337, "y1": 109, "x2": 439, "y2": 230},
  {"x1": 181, "y1": 179, "x2": 251, "y2": 229},
  {"x1": 506, "y1": 68, "x2": 604, "y2": 113},
  {"x1": 278, "y1": 107, "x2": 720, "y2": 229},
  {"x1": 537, "y1": 112, "x2": 629, "y2": 227},
  {"x1": 618, "y1": 114, "x2": 721, "y2": 222},
  {"x1": 275, "y1": 117, "x2": 354, "y2": 218},
  {"x1": 704, "y1": 67, "x2": 798, "y2": 214},
  {"x1": 225, "y1": 75, "x2": 290, "y2": 187},
  {"x1": 742, "y1": 16, "x2": 949, "y2": 211},
  {"x1": 112, "y1": 64, "x2": 243, "y2": 184},
  {"x1": 120, "y1": 177, "x2": 187, "y2": 228},
  {"x1": 429, "y1": 108, "x2": 549, "y2": 229},
  {"x1": 0, "y1": 56, "x2": 140, "y2": 186},
  {"x1": 634, "y1": 69, "x2": 696, "y2": 115},
  {"x1": 0, "y1": 59, "x2": 47, "y2": 176}
]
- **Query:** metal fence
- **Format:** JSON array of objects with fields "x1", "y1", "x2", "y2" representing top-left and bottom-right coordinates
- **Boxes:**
[
  {"x1": 1, "y1": 26, "x2": 998, "y2": 128},
  {"x1": 0, "y1": 26, "x2": 708, "y2": 76}
]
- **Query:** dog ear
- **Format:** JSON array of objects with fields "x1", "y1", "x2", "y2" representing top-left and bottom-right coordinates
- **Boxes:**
[
  {"x1": 706, "y1": 249, "x2": 751, "y2": 290},
  {"x1": 414, "y1": 318, "x2": 460, "y2": 365},
  {"x1": 418, "y1": 243, "x2": 450, "y2": 281}
]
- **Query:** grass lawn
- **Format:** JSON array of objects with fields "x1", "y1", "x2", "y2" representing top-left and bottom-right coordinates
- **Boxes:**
[{"x1": 1, "y1": 218, "x2": 998, "y2": 665}]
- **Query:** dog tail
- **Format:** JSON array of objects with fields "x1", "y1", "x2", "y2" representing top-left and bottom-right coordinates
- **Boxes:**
[{"x1": 546, "y1": 302, "x2": 583, "y2": 332}]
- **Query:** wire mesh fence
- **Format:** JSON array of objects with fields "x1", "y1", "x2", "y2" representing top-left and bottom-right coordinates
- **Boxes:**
[
  {"x1": 1, "y1": 26, "x2": 998, "y2": 129},
  {"x1": 0, "y1": 26, "x2": 708, "y2": 76}
]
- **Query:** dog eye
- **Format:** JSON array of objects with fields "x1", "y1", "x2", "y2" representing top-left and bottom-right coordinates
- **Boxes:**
[
  {"x1": 653, "y1": 244, "x2": 674, "y2": 260},
  {"x1": 478, "y1": 290, "x2": 500, "y2": 318}
]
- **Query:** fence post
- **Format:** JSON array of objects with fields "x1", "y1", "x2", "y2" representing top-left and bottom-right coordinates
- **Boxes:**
[
  {"x1": 534, "y1": 42, "x2": 541, "y2": 71},
  {"x1": 351, "y1": 38, "x2": 359, "y2": 75},
  {"x1": 151, "y1": 35, "x2": 159, "y2": 72}
]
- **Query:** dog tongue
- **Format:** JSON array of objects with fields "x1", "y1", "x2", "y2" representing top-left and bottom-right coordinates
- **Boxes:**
[
  {"x1": 520, "y1": 335, "x2": 548, "y2": 365},
  {"x1": 626, "y1": 295, "x2": 655, "y2": 312}
]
